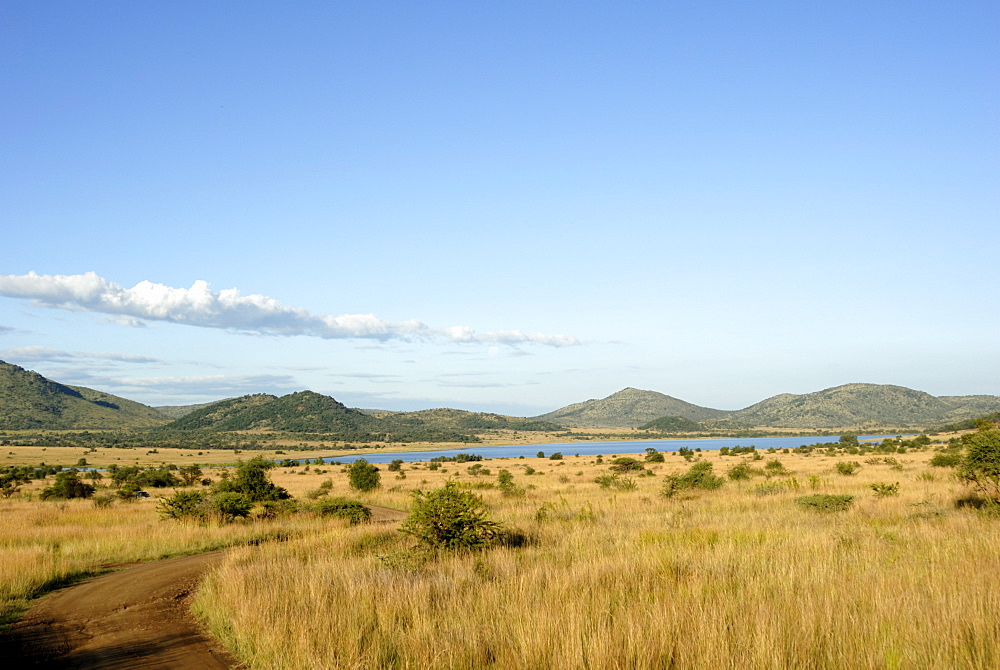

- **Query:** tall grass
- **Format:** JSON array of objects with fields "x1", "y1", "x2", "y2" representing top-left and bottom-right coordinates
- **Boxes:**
[
  {"x1": 193, "y1": 452, "x2": 1000, "y2": 669},
  {"x1": 0, "y1": 494, "x2": 312, "y2": 624}
]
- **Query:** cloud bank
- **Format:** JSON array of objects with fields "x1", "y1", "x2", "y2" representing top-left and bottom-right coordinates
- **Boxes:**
[{"x1": 0, "y1": 272, "x2": 578, "y2": 347}]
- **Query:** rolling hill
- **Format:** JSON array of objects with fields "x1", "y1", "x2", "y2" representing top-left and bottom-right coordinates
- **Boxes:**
[
  {"x1": 716, "y1": 383, "x2": 1000, "y2": 430},
  {"x1": 534, "y1": 388, "x2": 729, "y2": 428},
  {"x1": 0, "y1": 360, "x2": 167, "y2": 429}
]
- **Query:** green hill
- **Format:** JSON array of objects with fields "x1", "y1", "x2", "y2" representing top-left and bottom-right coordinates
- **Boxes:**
[
  {"x1": 638, "y1": 415, "x2": 703, "y2": 432},
  {"x1": 381, "y1": 407, "x2": 562, "y2": 433},
  {"x1": 154, "y1": 400, "x2": 230, "y2": 420},
  {"x1": 0, "y1": 360, "x2": 167, "y2": 429},
  {"x1": 535, "y1": 388, "x2": 729, "y2": 429},
  {"x1": 717, "y1": 383, "x2": 1000, "y2": 430},
  {"x1": 163, "y1": 391, "x2": 378, "y2": 434}
]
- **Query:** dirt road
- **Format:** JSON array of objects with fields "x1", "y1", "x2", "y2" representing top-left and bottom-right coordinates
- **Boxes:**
[{"x1": 3, "y1": 505, "x2": 407, "y2": 668}]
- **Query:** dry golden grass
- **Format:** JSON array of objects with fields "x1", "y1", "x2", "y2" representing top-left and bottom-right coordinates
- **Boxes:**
[
  {"x1": 0, "y1": 487, "x2": 323, "y2": 625},
  {"x1": 193, "y1": 450, "x2": 1000, "y2": 670}
]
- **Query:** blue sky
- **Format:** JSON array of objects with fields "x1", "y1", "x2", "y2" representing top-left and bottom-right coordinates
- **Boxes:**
[{"x1": 2, "y1": 1, "x2": 997, "y2": 415}]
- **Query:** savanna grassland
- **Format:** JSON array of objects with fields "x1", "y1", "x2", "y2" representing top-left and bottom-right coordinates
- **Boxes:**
[
  {"x1": 195, "y1": 447, "x2": 999, "y2": 670},
  {"x1": 3, "y1": 442, "x2": 999, "y2": 669}
]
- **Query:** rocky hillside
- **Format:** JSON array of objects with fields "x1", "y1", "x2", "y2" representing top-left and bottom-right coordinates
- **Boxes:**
[
  {"x1": 534, "y1": 388, "x2": 729, "y2": 429},
  {"x1": 717, "y1": 383, "x2": 1000, "y2": 430},
  {"x1": 0, "y1": 360, "x2": 167, "y2": 429}
]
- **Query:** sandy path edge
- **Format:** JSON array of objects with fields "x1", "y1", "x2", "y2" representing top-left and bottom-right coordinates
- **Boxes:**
[{"x1": 2, "y1": 505, "x2": 407, "y2": 669}]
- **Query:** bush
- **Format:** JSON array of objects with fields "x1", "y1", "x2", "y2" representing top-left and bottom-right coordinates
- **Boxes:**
[
  {"x1": 387, "y1": 459, "x2": 404, "y2": 472},
  {"x1": 39, "y1": 471, "x2": 95, "y2": 500},
  {"x1": 662, "y1": 461, "x2": 724, "y2": 498},
  {"x1": 497, "y1": 469, "x2": 525, "y2": 497},
  {"x1": 92, "y1": 493, "x2": 115, "y2": 508},
  {"x1": 158, "y1": 490, "x2": 206, "y2": 520},
  {"x1": 763, "y1": 459, "x2": 791, "y2": 477},
  {"x1": 215, "y1": 456, "x2": 290, "y2": 501},
  {"x1": 400, "y1": 483, "x2": 502, "y2": 550},
  {"x1": 609, "y1": 457, "x2": 644, "y2": 473},
  {"x1": 795, "y1": 494, "x2": 854, "y2": 512},
  {"x1": 727, "y1": 461, "x2": 754, "y2": 481},
  {"x1": 347, "y1": 459, "x2": 381, "y2": 492},
  {"x1": 313, "y1": 497, "x2": 371, "y2": 524},
  {"x1": 548, "y1": 452, "x2": 563, "y2": 460},
  {"x1": 835, "y1": 461, "x2": 861, "y2": 476},
  {"x1": 871, "y1": 482, "x2": 900, "y2": 498},
  {"x1": 958, "y1": 426, "x2": 1000, "y2": 500},
  {"x1": 209, "y1": 492, "x2": 253, "y2": 522},
  {"x1": 930, "y1": 452, "x2": 962, "y2": 468}
]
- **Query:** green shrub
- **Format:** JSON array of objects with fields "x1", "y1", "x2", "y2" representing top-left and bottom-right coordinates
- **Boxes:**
[
  {"x1": 497, "y1": 469, "x2": 525, "y2": 497},
  {"x1": 727, "y1": 461, "x2": 754, "y2": 481},
  {"x1": 609, "y1": 457, "x2": 644, "y2": 473},
  {"x1": 763, "y1": 459, "x2": 791, "y2": 477},
  {"x1": 594, "y1": 473, "x2": 636, "y2": 490},
  {"x1": 313, "y1": 497, "x2": 371, "y2": 524},
  {"x1": 387, "y1": 459, "x2": 404, "y2": 472},
  {"x1": 644, "y1": 448, "x2": 665, "y2": 463},
  {"x1": 208, "y1": 492, "x2": 253, "y2": 522},
  {"x1": 215, "y1": 456, "x2": 290, "y2": 501},
  {"x1": 347, "y1": 459, "x2": 381, "y2": 492},
  {"x1": 549, "y1": 452, "x2": 563, "y2": 460},
  {"x1": 39, "y1": 471, "x2": 95, "y2": 500},
  {"x1": 929, "y1": 452, "x2": 961, "y2": 468},
  {"x1": 795, "y1": 494, "x2": 854, "y2": 512},
  {"x1": 662, "y1": 461, "x2": 724, "y2": 497},
  {"x1": 870, "y1": 482, "x2": 900, "y2": 498},
  {"x1": 92, "y1": 493, "x2": 115, "y2": 508},
  {"x1": 958, "y1": 426, "x2": 1000, "y2": 500},
  {"x1": 157, "y1": 490, "x2": 206, "y2": 520},
  {"x1": 835, "y1": 461, "x2": 861, "y2": 476},
  {"x1": 400, "y1": 483, "x2": 502, "y2": 550}
]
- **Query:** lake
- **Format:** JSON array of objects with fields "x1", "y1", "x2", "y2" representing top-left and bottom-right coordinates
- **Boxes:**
[{"x1": 303, "y1": 434, "x2": 906, "y2": 465}]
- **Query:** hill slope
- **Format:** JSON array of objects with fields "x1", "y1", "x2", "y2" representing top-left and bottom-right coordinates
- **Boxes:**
[
  {"x1": 720, "y1": 383, "x2": 1000, "y2": 429},
  {"x1": 162, "y1": 391, "x2": 379, "y2": 434},
  {"x1": 535, "y1": 388, "x2": 729, "y2": 429},
  {"x1": 0, "y1": 360, "x2": 167, "y2": 429}
]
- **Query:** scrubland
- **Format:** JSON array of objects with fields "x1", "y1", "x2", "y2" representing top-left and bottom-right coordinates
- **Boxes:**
[
  {"x1": 4, "y1": 447, "x2": 999, "y2": 669},
  {"x1": 197, "y1": 450, "x2": 1000, "y2": 670}
]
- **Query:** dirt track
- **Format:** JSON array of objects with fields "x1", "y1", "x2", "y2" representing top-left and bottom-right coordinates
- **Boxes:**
[{"x1": 3, "y1": 505, "x2": 407, "y2": 669}]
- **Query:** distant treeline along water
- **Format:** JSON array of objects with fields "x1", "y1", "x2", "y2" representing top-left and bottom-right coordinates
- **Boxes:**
[{"x1": 301, "y1": 435, "x2": 904, "y2": 465}]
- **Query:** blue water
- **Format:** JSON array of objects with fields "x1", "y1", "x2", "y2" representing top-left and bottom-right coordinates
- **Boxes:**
[{"x1": 299, "y1": 434, "x2": 906, "y2": 465}]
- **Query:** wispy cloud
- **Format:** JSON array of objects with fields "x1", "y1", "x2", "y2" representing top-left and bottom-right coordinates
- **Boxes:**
[
  {"x1": 51, "y1": 369, "x2": 300, "y2": 400},
  {"x1": 0, "y1": 345, "x2": 161, "y2": 365},
  {"x1": 0, "y1": 272, "x2": 579, "y2": 347}
]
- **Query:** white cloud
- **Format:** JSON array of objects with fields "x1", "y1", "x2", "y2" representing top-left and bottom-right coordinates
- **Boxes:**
[
  {"x1": 0, "y1": 272, "x2": 579, "y2": 347},
  {"x1": 0, "y1": 345, "x2": 161, "y2": 364}
]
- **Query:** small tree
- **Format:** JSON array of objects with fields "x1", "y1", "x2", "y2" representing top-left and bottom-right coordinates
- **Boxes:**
[
  {"x1": 400, "y1": 482, "x2": 502, "y2": 550},
  {"x1": 40, "y1": 471, "x2": 95, "y2": 500},
  {"x1": 179, "y1": 464, "x2": 203, "y2": 486},
  {"x1": 215, "y1": 456, "x2": 290, "y2": 501},
  {"x1": 348, "y1": 459, "x2": 381, "y2": 492},
  {"x1": 157, "y1": 491, "x2": 206, "y2": 520},
  {"x1": 958, "y1": 425, "x2": 1000, "y2": 501}
]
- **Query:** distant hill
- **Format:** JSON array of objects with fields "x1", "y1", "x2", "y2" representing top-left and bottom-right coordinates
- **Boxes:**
[
  {"x1": 535, "y1": 388, "x2": 729, "y2": 429},
  {"x1": 0, "y1": 360, "x2": 167, "y2": 429},
  {"x1": 161, "y1": 391, "x2": 494, "y2": 442},
  {"x1": 154, "y1": 400, "x2": 230, "y2": 420},
  {"x1": 638, "y1": 415, "x2": 703, "y2": 432},
  {"x1": 381, "y1": 407, "x2": 562, "y2": 433},
  {"x1": 717, "y1": 383, "x2": 1000, "y2": 430},
  {"x1": 163, "y1": 391, "x2": 378, "y2": 434}
]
